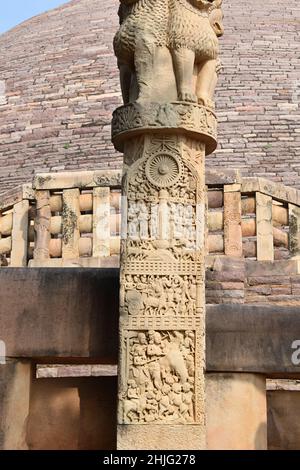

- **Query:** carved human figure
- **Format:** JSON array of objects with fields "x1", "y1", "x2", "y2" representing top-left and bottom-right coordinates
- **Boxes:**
[
  {"x1": 128, "y1": 201, "x2": 139, "y2": 239},
  {"x1": 150, "y1": 203, "x2": 159, "y2": 239},
  {"x1": 169, "y1": 203, "x2": 176, "y2": 240},
  {"x1": 169, "y1": 382, "x2": 183, "y2": 420},
  {"x1": 147, "y1": 331, "x2": 165, "y2": 357},
  {"x1": 131, "y1": 332, "x2": 150, "y2": 393},
  {"x1": 114, "y1": 0, "x2": 224, "y2": 107},
  {"x1": 143, "y1": 278, "x2": 164, "y2": 315},
  {"x1": 182, "y1": 275, "x2": 193, "y2": 303},
  {"x1": 181, "y1": 382, "x2": 194, "y2": 421},
  {"x1": 159, "y1": 384, "x2": 172, "y2": 417},
  {"x1": 173, "y1": 203, "x2": 184, "y2": 239},
  {"x1": 137, "y1": 201, "x2": 149, "y2": 239},
  {"x1": 127, "y1": 379, "x2": 140, "y2": 400},
  {"x1": 183, "y1": 204, "x2": 195, "y2": 241},
  {"x1": 182, "y1": 330, "x2": 195, "y2": 353},
  {"x1": 122, "y1": 378, "x2": 145, "y2": 422}
]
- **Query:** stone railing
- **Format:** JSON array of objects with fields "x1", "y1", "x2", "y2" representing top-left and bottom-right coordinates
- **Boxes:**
[
  {"x1": 0, "y1": 184, "x2": 35, "y2": 267},
  {"x1": 30, "y1": 170, "x2": 122, "y2": 267},
  {"x1": 0, "y1": 170, "x2": 121, "y2": 268},
  {"x1": 0, "y1": 168, "x2": 300, "y2": 267},
  {"x1": 207, "y1": 169, "x2": 300, "y2": 261}
]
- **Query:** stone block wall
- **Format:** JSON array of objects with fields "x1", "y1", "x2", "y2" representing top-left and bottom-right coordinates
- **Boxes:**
[
  {"x1": 0, "y1": 0, "x2": 299, "y2": 193},
  {"x1": 245, "y1": 261, "x2": 300, "y2": 305},
  {"x1": 206, "y1": 257, "x2": 300, "y2": 306}
]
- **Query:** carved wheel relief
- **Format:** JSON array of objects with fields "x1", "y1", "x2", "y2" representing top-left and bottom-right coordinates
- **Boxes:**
[
  {"x1": 126, "y1": 137, "x2": 200, "y2": 205},
  {"x1": 145, "y1": 153, "x2": 182, "y2": 189}
]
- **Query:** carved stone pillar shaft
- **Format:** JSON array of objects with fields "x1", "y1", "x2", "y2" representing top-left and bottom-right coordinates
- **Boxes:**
[{"x1": 112, "y1": 102, "x2": 217, "y2": 449}]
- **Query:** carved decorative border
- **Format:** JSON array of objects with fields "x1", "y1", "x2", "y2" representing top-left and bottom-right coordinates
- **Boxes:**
[{"x1": 112, "y1": 102, "x2": 217, "y2": 155}]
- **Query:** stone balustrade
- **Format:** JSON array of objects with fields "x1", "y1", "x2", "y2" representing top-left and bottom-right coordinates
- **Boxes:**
[
  {"x1": 207, "y1": 170, "x2": 300, "y2": 262},
  {"x1": 0, "y1": 168, "x2": 300, "y2": 267}
]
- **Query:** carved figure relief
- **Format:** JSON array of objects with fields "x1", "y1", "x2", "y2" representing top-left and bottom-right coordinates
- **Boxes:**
[
  {"x1": 121, "y1": 133, "x2": 204, "y2": 267},
  {"x1": 127, "y1": 200, "x2": 196, "y2": 245},
  {"x1": 114, "y1": 0, "x2": 224, "y2": 107},
  {"x1": 120, "y1": 330, "x2": 196, "y2": 424},
  {"x1": 112, "y1": 102, "x2": 217, "y2": 152},
  {"x1": 123, "y1": 274, "x2": 197, "y2": 317},
  {"x1": 127, "y1": 201, "x2": 150, "y2": 240}
]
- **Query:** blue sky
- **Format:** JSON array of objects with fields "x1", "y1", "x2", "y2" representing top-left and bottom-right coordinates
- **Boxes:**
[{"x1": 0, "y1": 1, "x2": 70, "y2": 34}]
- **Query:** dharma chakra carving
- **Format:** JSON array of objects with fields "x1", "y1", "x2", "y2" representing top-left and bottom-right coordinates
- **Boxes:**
[
  {"x1": 145, "y1": 154, "x2": 182, "y2": 188},
  {"x1": 120, "y1": 330, "x2": 196, "y2": 424}
]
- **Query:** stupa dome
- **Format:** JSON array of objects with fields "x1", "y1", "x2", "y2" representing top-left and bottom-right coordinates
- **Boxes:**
[{"x1": 0, "y1": 0, "x2": 299, "y2": 193}]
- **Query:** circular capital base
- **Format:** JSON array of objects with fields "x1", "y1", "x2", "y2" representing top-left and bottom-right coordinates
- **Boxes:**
[{"x1": 112, "y1": 102, "x2": 217, "y2": 156}]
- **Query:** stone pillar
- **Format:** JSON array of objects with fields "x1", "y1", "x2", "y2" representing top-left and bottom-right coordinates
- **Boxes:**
[
  {"x1": 0, "y1": 359, "x2": 32, "y2": 450},
  {"x1": 112, "y1": 0, "x2": 223, "y2": 450},
  {"x1": 113, "y1": 104, "x2": 216, "y2": 450},
  {"x1": 289, "y1": 203, "x2": 300, "y2": 258},
  {"x1": 224, "y1": 184, "x2": 242, "y2": 258},
  {"x1": 10, "y1": 200, "x2": 29, "y2": 267},
  {"x1": 256, "y1": 192, "x2": 274, "y2": 261},
  {"x1": 34, "y1": 190, "x2": 51, "y2": 262}
]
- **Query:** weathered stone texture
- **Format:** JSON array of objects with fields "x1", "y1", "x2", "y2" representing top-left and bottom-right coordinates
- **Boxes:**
[
  {"x1": 27, "y1": 376, "x2": 117, "y2": 450},
  {"x1": 0, "y1": 0, "x2": 299, "y2": 193},
  {"x1": 267, "y1": 391, "x2": 300, "y2": 450},
  {"x1": 206, "y1": 257, "x2": 300, "y2": 306},
  {"x1": 0, "y1": 0, "x2": 122, "y2": 193},
  {"x1": 213, "y1": 0, "x2": 300, "y2": 187},
  {"x1": 206, "y1": 373, "x2": 267, "y2": 450}
]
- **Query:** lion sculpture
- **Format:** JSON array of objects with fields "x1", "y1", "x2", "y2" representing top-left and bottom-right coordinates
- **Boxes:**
[{"x1": 114, "y1": 0, "x2": 224, "y2": 108}]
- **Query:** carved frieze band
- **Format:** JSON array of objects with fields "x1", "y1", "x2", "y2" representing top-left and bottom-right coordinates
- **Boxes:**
[{"x1": 112, "y1": 102, "x2": 217, "y2": 155}]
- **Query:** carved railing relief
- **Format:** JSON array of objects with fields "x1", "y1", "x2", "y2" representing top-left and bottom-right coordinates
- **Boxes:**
[
  {"x1": 1, "y1": 169, "x2": 300, "y2": 267},
  {"x1": 0, "y1": 184, "x2": 34, "y2": 267},
  {"x1": 0, "y1": 171, "x2": 121, "y2": 268},
  {"x1": 30, "y1": 170, "x2": 121, "y2": 267},
  {"x1": 207, "y1": 171, "x2": 299, "y2": 262}
]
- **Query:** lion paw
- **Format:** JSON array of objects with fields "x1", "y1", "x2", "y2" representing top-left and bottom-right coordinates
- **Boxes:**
[
  {"x1": 178, "y1": 92, "x2": 197, "y2": 103},
  {"x1": 198, "y1": 97, "x2": 215, "y2": 109}
]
